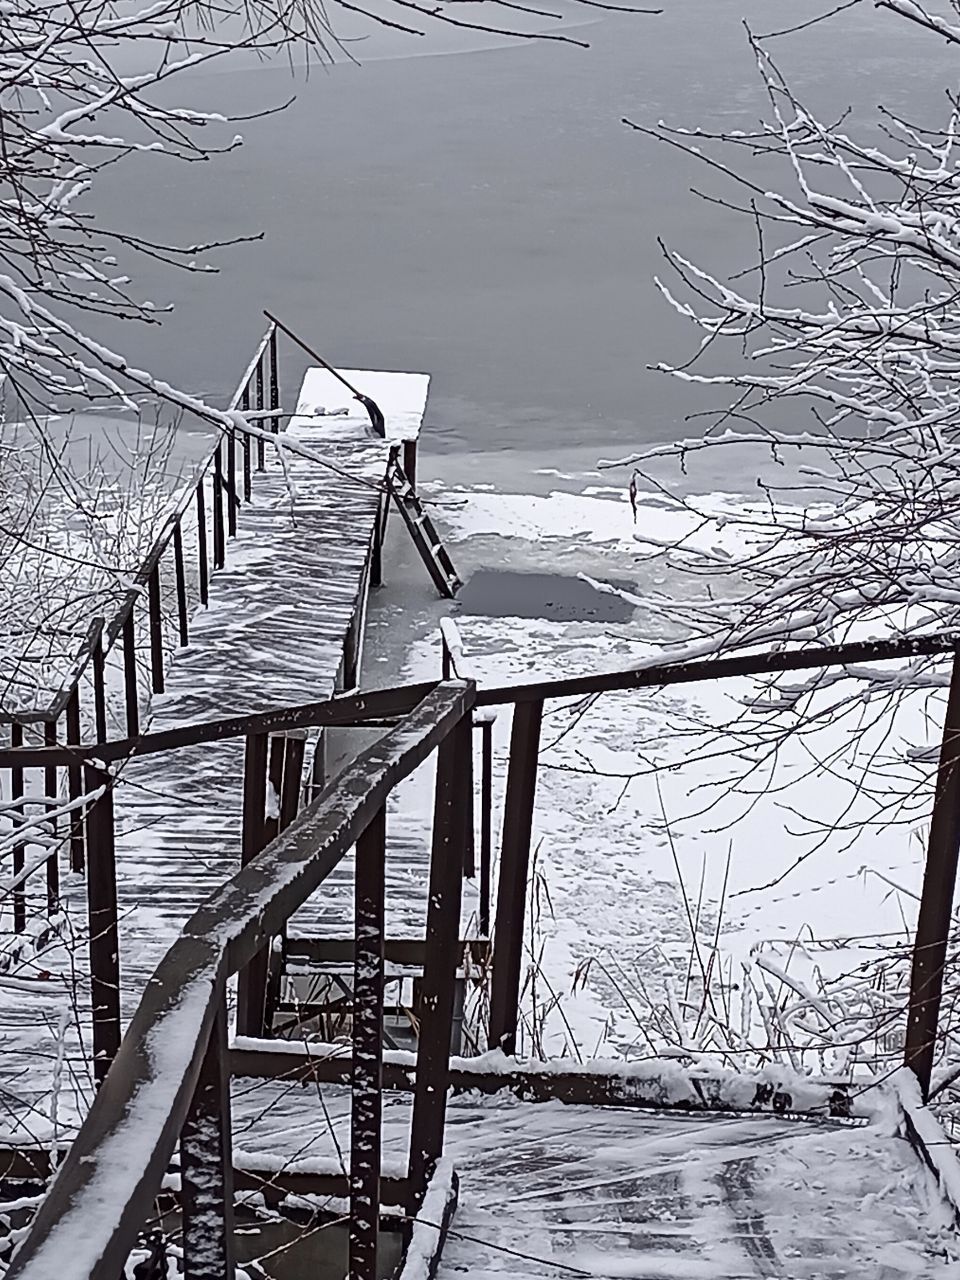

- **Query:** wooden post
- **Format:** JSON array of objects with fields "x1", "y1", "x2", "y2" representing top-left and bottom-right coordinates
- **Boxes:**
[
  {"x1": 479, "y1": 718, "x2": 493, "y2": 936},
  {"x1": 236, "y1": 732, "x2": 269, "y2": 1038},
  {"x1": 122, "y1": 610, "x2": 139, "y2": 738},
  {"x1": 905, "y1": 654, "x2": 960, "y2": 1097},
  {"x1": 196, "y1": 481, "x2": 209, "y2": 607},
  {"x1": 11, "y1": 721, "x2": 25, "y2": 934},
  {"x1": 349, "y1": 806, "x2": 386, "y2": 1280},
  {"x1": 66, "y1": 687, "x2": 84, "y2": 874},
  {"x1": 148, "y1": 562, "x2": 164, "y2": 695},
  {"x1": 408, "y1": 716, "x2": 469, "y2": 1197},
  {"x1": 173, "y1": 523, "x2": 189, "y2": 646},
  {"x1": 488, "y1": 699, "x2": 543, "y2": 1055},
  {"x1": 181, "y1": 993, "x2": 236, "y2": 1280},
  {"x1": 43, "y1": 719, "x2": 59, "y2": 914},
  {"x1": 84, "y1": 765, "x2": 121, "y2": 1083}
]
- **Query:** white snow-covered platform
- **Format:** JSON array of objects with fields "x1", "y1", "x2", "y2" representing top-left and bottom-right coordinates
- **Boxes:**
[
  {"x1": 290, "y1": 367, "x2": 430, "y2": 444},
  {"x1": 0, "y1": 368, "x2": 468, "y2": 1143}
]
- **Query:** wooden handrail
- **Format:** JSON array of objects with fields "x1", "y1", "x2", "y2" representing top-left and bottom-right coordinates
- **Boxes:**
[{"x1": 7, "y1": 681, "x2": 474, "y2": 1280}]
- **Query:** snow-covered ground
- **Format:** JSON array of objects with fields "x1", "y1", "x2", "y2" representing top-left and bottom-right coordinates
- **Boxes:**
[{"x1": 368, "y1": 448, "x2": 940, "y2": 1073}]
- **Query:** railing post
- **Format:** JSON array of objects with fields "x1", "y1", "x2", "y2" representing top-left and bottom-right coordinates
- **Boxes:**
[
  {"x1": 403, "y1": 439, "x2": 417, "y2": 490},
  {"x1": 236, "y1": 732, "x2": 269, "y2": 1038},
  {"x1": 269, "y1": 327, "x2": 279, "y2": 434},
  {"x1": 371, "y1": 491, "x2": 385, "y2": 590},
  {"x1": 279, "y1": 732, "x2": 306, "y2": 830},
  {"x1": 83, "y1": 765, "x2": 121, "y2": 1084},
  {"x1": 241, "y1": 383, "x2": 252, "y2": 501},
  {"x1": 92, "y1": 627, "x2": 108, "y2": 742},
  {"x1": 173, "y1": 523, "x2": 189, "y2": 647},
  {"x1": 906, "y1": 653, "x2": 960, "y2": 1097},
  {"x1": 213, "y1": 446, "x2": 225, "y2": 570},
  {"x1": 408, "y1": 714, "x2": 470, "y2": 1198},
  {"x1": 256, "y1": 353, "x2": 266, "y2": 470},
  {"x1": 148, "y1": 562, "x2": 164, "y2": 695},
  {"x1": 122, "y1": 609, "x2": 139, "y2": 737},
  {"x1": 488, "y1": 699, "x2": 543, "y2": 1055},
  {"x1": 43, "y1": 718, "x2": 59, "y2": 914},
  {"x1": 310, "y1": 729, "x2": 327, "y2": 802},
  {"x1": 66, "y1": 687, "x2": 84, "y2": 874},
  {"x1": 479, "y1": 717, "x2": 493, "y2": 936},
  {"x1": 181, "y1": 992, "x2": 236, "y2": 1280},
  {"x1": 349, "y1": 806, "x2": 386, "y2": 1280},
  {"x1": 196, "y1": 481, "x2": 209, "y2": 607},
  {"x1": 226, "y1": 428, "x2": 238, "y2": 537},
  {"x1": 10, "y1": 722, "x2": 25, "y2": 934}
]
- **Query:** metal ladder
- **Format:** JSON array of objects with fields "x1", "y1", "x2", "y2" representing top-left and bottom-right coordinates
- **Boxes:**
[{"x1": 387, "y1": 450, "x2": 463, "y2": 599}]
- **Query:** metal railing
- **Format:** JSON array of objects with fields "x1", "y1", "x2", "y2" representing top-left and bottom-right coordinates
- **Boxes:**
[
  {"x1": 5, "y1": 629, "x2": 960, "y2": 1275},
  {"x1": 0, "y1": 327, "x2": 283, "y2": 932},
  {"x1": 7, "y1": 680, "x2": 475, "y2": 1280},
  {"x1": 3, "y1": 324, "x2": 281, "y2": 732}
]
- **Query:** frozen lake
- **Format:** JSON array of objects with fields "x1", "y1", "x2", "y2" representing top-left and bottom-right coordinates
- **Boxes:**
[{"x1": 88, "y1": 0, "x2": 955, "y2": 459}]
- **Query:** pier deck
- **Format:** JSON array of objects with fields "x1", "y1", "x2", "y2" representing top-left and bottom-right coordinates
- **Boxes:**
[{"x1": 0, "y1": 368, "x2": 468, "y2": 1143}]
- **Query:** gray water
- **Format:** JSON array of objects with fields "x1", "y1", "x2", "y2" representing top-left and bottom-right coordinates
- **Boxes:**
[{"x1": 88, "y1": 0, "x2": 955, "y2": 455}]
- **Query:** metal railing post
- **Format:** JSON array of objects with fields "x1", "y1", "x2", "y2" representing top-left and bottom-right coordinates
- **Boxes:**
[
  {"x1": 66, "y1": 687, "x2": 84, "y2": 873},
  {"x1": 43, "y1": 718, "x2": 59, "y2": 914},
  {"x1": 173, "y1": 523, "x2": 189, "y2": 647},
  {"x1": 122, "y1": 610, "x2": 139, "y2": 737},
  {"x1": 256, "y1": 353, "x2": 266, "y2": 470},
  {"x1": 226, "y1": 428, "x2": 237, "y2": 537},
  {"x1": 83, "y1": 764, "x2": 121, "y2": 1083},
  {"x1": 196, "y1": 480, "x2": 209, "y2": 607},
  {"x1": 408, "y1": 714, "x2": 470, "y2": 1198},
  {"x1": 905, "y1": 652, "x2": 960, "y2": 1097},
  {"x1": 10, "y1": 722, "x2": 25, "y2": 934},
  {"x1": 148, "y1": 562, "x2": 164, "y2": 695},
  {"x1": 479, "y1": 717, "x2": 493, "y2": 936},
  {"x1": 236, "y1": 732, "x2": 269, "y2": 1038},
  {"x1": 488, "y1": 699, "x2": 543, "y2": 1055},
  {"x1": 349, "y1": 806, "x2": 386, "y2": 1280},
  {"x1": 181, "y1": 992, "x2": 236, "y2": 1280},
  {"x1": 92, "y1": 627, "x2": 107, "y2": 742},
  {"x1": 241, "y1": 383, "x2": 252, "y2": 501},
  {"x1": 213, "y1": 446, "x2": 225, "y2": 570}
]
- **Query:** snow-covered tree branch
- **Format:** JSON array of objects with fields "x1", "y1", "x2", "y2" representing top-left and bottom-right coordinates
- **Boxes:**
[{"x1": 603, "y1": 6, "x2": 960, "y2": 728}]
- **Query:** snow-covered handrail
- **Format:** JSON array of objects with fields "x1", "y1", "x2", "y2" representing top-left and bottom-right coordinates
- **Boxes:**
[{"x1": 7, "y1": 681, "x2": 475, "y2": 1280}]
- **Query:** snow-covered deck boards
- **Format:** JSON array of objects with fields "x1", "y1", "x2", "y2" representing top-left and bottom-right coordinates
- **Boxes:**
[
  {"x1": 0, "y1": 371, "x2": 459, "y2": 1142},
  {"x1": 227, "y1": 1082, "x2": 956, "y2": 1277}
]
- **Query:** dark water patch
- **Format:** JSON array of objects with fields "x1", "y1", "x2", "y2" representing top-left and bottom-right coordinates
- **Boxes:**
[{"x1": 457, "y1": 570, "x2": 635, "y2": 622}]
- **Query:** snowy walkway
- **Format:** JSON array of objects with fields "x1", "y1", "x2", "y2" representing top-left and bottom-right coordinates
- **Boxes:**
[
  {"x1": 0, "y1": 369, "x2": 460, "y2": 1144},
  {"x1": 226, "y1": 1079, "x2": 958, "y2": 1278}
]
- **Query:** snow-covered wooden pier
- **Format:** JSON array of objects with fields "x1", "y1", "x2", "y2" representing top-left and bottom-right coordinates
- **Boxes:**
[
  {"x1": 0, "y1": 330, "x2": 474, "y2": 1143},
  {"x1": 4, "y1": 327, "x2": 960, "y2": 1280}
]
